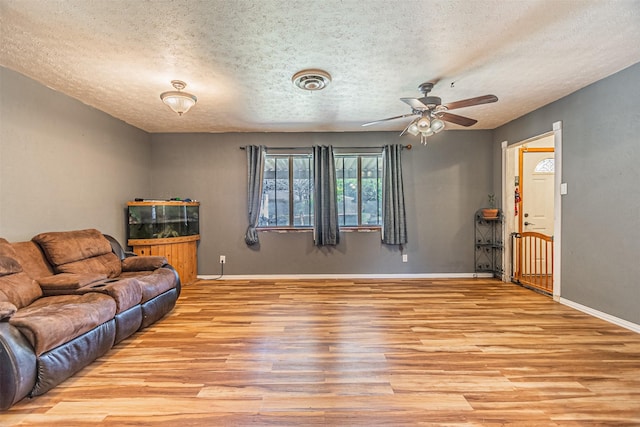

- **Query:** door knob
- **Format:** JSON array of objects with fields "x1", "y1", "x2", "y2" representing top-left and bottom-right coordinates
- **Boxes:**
[{"x1": 524, "y1": 221, "x2": 534, "y2": 226}]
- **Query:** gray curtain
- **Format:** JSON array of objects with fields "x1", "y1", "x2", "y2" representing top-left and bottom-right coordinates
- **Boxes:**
[
  {"x1": 313, "y1": 145, "x2": 340, "y2": 246},
  {"x1": 244, "y1": 145, "x2": 266, "y2": 246},
  {"x1": 382, "y1": 144, "x2": 407, "y2": 245}
]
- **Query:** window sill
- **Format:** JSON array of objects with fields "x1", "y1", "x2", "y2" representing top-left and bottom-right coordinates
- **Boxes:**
[
  {"x1": 340, "y1": 226, "x2": 381, "y2": 232},
  {"x1": 258, "y1": 227, "x2": 313, "y2": 233},
  {"x1": 257, "y1": 227, "x2": 381, "y2": 233}
]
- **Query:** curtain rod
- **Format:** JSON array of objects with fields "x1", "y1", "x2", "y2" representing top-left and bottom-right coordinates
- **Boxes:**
[{"x1": 240, "y1": 144, "x2": 412, "y2": 151}]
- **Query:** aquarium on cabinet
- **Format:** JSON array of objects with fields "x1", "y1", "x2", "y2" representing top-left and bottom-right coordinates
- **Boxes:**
[{"x1": 127, "y1": 201, "x2": 199, "y2": 240}]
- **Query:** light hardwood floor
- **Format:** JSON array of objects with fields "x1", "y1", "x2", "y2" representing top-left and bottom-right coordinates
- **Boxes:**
[{"x1": 3, "y1": 278, "x2": 640, "y2": 426}]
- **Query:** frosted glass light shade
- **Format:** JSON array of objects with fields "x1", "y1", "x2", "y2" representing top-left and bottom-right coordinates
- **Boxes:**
[
  {"x1": 407, "y1": 120, "x2": 420, "y2": 136},
  {"x1": 160, "y1": 91, "x2": 197, "y2": 115},
  {"x1": 160, "y1": 80, "x2": 197, "y2": 116},
  {"x1": 417, "y1": 117, "x2": 431, "y2": 132},
  {"x1": 430, "y1": 118, "x2": 445, "y2": 133}
]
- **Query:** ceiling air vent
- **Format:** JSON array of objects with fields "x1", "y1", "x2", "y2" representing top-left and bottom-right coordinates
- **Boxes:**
[{"x1": 292, "y1": 69, "x2": 331, "y2": 91}]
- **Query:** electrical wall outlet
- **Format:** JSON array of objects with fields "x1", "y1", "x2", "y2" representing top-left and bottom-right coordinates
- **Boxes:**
[
  {"x1": 219, "y1": 255, "x2": 226, "y2": 264},
  {"x1": 402, "y1": 254, "x2": 408, "y2": 263}
]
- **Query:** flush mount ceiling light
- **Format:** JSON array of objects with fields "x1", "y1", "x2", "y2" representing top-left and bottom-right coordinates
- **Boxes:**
[
  {"x1": 160, "y1": 80, "x2": 197, "y2": 116},
  {"x1": 292, "y1": 69, "x2": 331, "y2": 91}
]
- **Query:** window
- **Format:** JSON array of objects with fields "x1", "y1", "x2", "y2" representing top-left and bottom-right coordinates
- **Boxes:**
[
  {"x1": 335, "y1": 154, "x2": 383, "y2": 227},
  {"x1": 258, "y1": 152, "x2": 383, "y2": 229},
  {"x1": 534, "y1": 158, "x2": 555, "y2": 173},
  {"x1": 259, "y1": 154, "x2": 313, "y2": 228}
]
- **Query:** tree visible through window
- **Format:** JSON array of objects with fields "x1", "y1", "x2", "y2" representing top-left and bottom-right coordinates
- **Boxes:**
[
  {"x1": 259, "y1": 155, "x2": 313, "y2": 227},
  {"x1": 335, "y1": 155, "x2": 382, "y2": 227},
  {"x1": 258, "y1": 153, "x2": 382, "y2": 229}
]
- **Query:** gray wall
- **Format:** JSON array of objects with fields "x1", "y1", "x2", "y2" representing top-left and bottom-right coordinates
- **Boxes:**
[
  {"x1": 150, "y1": 131, "x2": 494, "y2": 275},
  {"x1": 2, "y1": 61, "x2": 637, "y2": 324},
  {"x1": 493, "y1": 62, "x2": 640, "y2": 324},
  {"x1": 0, "y1": 67, "x2": 152, "y2": 243}
]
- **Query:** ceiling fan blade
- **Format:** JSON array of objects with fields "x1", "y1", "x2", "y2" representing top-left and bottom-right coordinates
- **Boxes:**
[
  {"x1": 362, "y1": 113, "x2": 417, "y2": 127},
  {"x1": 440, "y1": 112, "x2": 478, "y2": 127},
  {"x1": 444, "y1": 95, "x2": 498, "y2": 111},
  {"x1": 400, "y1": 97, "x2": 427, "y2": 110}
]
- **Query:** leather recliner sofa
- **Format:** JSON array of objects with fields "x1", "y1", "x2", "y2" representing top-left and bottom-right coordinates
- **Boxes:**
[{"x1": 0, "y1": 229, "x2": 181, "y2": 411}]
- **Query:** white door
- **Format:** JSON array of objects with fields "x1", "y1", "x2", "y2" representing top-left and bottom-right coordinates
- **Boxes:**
[
  {"x1": 521, "y1": 150, "x2": 555, "y2": 235},
  {"x1": 519, "y1": 148, "x2": 554, "y2": 280}
]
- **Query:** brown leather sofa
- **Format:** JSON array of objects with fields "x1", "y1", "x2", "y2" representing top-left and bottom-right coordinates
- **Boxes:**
[{"x1": 0, "y1": 229, "x2": 181, "y2": 411}]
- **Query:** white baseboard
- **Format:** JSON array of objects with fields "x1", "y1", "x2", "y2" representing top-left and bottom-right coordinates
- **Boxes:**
[
  {"x1": 197, "y1": 272, "x2": 494, "y2": 281},
  {"x1": 560, "y1": 298, "x2": 640, "y2": 334}
]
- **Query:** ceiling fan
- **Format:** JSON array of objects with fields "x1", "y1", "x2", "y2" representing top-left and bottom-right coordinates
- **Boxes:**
[{"x1": 362, "y1": 82, "x2": 498, "y2": 145}]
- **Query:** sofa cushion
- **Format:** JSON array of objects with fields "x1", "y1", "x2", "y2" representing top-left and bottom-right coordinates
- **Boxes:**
[
  {"x1": 32, "y1": 229, "x2": 122, "y2": 278},
  {"x1": 37, "y1": 273, "x2": 108, "y2": 293},
  {"x1": 0, "y1": 255, "x2": 23, "y2": 277},
  {"x1": 120, "y1": 268, "x2": 176, "y2": 303},
  {"x1": 77, "y1": 278, "x2": 143, "y2": 313},
  {"x1": 121, "y1": 256, "x2": 167, "y2": 272},
  {"x1": 0, "y1": 238, "x2": 15, "y2": 255},
  {"x1": 9, "y1": 293, "x2": 116, "y2": 355},
  {"x1": 11, "y1": 241, "x2": 56, "y2": 280},
  {"x1": 55, "y1": 253, "x2": 122, "y2": 278},
  {"x1": 0, "y1": 271, "x2": 43, "y2": 310},
  {"x1": 0, "y1": 238, "x2": 23, "y2": 271},
  {"x1": 0, "y1": 301, "x2": 17, "y2": 320},
  {"x1": 32, "y1": 229, "x2": 112, "y2": 265},
  {"x1": 0, "y1": 240, "x2": 43, "y2": 308}
]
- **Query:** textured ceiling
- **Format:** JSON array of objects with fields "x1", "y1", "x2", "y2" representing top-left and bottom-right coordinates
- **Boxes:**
[{"x1": 1, "y1": 0, "x2": 639, "y2": 134}]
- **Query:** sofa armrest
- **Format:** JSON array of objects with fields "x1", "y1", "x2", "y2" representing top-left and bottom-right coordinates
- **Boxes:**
[
  {"x1": 103, "y1": 234, "x2": 136, "y2": 260},
  {"x1": 0, "y1": 322, "x2": 37, "y2": 411},
  {"x1": 121, "y1": 256, "x2": 168, "y2": 272},
  {"x1": 37, "y1": 273, "x2": 107, "y2": 295}
]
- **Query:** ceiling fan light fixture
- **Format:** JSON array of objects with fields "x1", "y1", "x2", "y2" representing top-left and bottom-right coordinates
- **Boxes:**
[
  {"x1": 430, "y1": 118, "x2": 445, "y2": 133},
  {"x1": 417, "y1": 116, "x2": 431, "y2": 131},
  {"x1": 407, "y1": 119, "x2": 420, "y2": 136},
  {"x1": 415, "y1": 116, "x2": 443, "y2": 145},
  {"x1": 292, "y1": 69, "x2": 331, "y2": 91},
  {"x1": 160, "y1": 80, "x2": 197, "y2": 116}
]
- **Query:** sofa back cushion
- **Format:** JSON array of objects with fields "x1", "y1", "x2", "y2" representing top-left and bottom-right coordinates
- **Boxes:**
[
  {"x1": 56, "y1": 253, "x2": 121, "y2": 277},
  {"x1": 32, "y1": 229, "x2": 112, "y2": 265},
  {"x1": 11, "y1": 241, "x2": 56, "y2": 280},
  {"x1": 0, "y1": 255, "x2": 22, "y2": 276},
  {"x1": 0, "y1": 271, "x2": 44, "y2": 309},
  {"x1": 32, "y1": 229, "x2": 122, "y2": 278},
  {"x1": 0, "y1": 238, "x2": 43, "y2": 308}
]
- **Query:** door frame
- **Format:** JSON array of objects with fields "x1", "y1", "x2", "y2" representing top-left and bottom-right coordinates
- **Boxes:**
[{"x1": 501, "y1": 121, "x2": 563, "y2": 299}]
